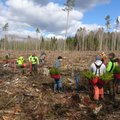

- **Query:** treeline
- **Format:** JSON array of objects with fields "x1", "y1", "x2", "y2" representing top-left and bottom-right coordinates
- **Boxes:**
[
  {"x1": 66, "y1": 28, "x2": 120, "y2": 51},
  {"x1": 0, "y1": 28, "x2": 120, "y2": 51}
]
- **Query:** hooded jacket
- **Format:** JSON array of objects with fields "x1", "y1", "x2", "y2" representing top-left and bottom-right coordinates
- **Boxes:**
[{"x1": 90, "y1": 60, "x2": 106, "y2": 76}]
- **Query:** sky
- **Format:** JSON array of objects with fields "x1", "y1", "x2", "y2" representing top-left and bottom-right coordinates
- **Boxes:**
[{"x1": 0, "y1": 0, "x2": 120, "y2": 39}]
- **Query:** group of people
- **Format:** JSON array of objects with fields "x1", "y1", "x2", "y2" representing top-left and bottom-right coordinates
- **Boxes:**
[
  {"x1": 90, "y1": 53, "x2": 120, "y2": 101},
  {"x1": 16, "y1": 52, "x2": 47, "y2": 75},
  {"x1": 8, "y1": 51, "x2": 120, "y2": 101},
  {"x1": 52, "y1": 53, "x2": 120, "y2": 102}
]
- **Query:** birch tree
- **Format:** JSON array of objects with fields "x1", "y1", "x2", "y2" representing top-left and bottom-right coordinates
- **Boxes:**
[
  {"x1": 105, "y1": 15, "x2": 111, "y2": 51},
  {"x1": 2, "y1": 23, "x2": 9, "y2": 50},
  {"x1": 63, "y1": 0, "x2": 75, "y2": 50},
  {"x1": 35, "y1": 28, "x2": 40, "y2": 50}
]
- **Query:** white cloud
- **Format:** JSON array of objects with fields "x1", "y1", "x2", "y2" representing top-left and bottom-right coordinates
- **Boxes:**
[
  {"x1": 28, "y1": 0, "x2": 110, "y2": 10},
  {"x1": 0, "y1": 0, "x2": 110, "y2": 39},
  {"x1": 8, "y1": 30, "x2": 37, "y2": 38},
  {"x1": 79, "y1": 24, "x2": 103, "y2": 31},
  {"x1": 118, "y1": 16, "x2": 120, "y2": 22},
  {"x1": 31, "y1": 0, "x2": 49, "y2": 5},
  {"x1": 46, "y1": 33, "x2": 64, "y2": 39},
  {"x1": 29, "y1": 0, "x2": 110, "y2": 10},
  {"x1": 75, "y1": 0, "x2": 110, "y2": 11},
  {"x1": 113, "y1": 16, "x2": 120, "y2": 31}
]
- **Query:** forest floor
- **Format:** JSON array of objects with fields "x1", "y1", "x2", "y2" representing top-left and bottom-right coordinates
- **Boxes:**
[{"x1": 0, "y1": 51, "x2": 120, "y2": 120}]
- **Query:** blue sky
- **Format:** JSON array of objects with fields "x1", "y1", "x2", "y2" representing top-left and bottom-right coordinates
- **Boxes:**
[
  {"x1": 0, "y1": 0, "x2": 119, "y2": 38},
  {"x1": 83, "y1": 0, "x2": 119, "y2": 26},
  {"x1": 50, "y1": 0, "x2": 120, "y2": 28}
]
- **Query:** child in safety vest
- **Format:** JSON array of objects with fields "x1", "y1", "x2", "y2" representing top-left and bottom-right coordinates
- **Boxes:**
[
  {"x1": 90, "y1": 56, "x2": 106, "y2": 101},
  {"x1": 29, "y1": 54, "x2": 39, "y2": 74}
]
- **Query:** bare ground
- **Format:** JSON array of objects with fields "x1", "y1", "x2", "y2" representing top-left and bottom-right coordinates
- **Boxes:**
[{"x1": 0, "y1": 51, "x2": 120, "y2": 120}]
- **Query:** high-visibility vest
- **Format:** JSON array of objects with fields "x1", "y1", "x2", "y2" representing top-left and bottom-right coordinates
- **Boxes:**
[
  {"x1": 29, "y1": 55, "x2": 39, "y2": 64},
  {"x1": 17, "y1": 56, "x2": 24, "y2": 65},
  {"x1": 107, "y1": 61, "x2": 116, "y2": 73}
]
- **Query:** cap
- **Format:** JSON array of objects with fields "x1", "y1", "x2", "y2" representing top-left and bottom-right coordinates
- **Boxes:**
[{"x1": 96, "y1": 56, "x2": 101, "y2": 60}]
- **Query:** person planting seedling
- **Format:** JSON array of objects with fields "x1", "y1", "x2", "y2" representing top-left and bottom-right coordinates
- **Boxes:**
[
  {"x1": 90, "y1": 56, "x2": 106, "y2": 101},
  {"x1": 50, "y1": 67, "x2": 61, "y2": 92}
]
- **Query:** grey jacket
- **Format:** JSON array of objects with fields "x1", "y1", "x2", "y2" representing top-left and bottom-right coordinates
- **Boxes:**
[{"x1": 53, "y1": 59, "x2": 61, "y2": 69}]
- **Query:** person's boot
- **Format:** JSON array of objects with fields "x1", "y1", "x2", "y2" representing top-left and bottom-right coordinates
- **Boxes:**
[
  {"x1": 59, "y1": 88, "x2": 63, "y2": 93},
  {"x1": 54, "y1": 84, "x2": 57, "y2": 93}
]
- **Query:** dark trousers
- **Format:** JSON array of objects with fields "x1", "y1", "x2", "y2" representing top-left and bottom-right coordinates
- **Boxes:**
[
  {"x1": 107, "y1": 80, "x2": 116, "y2": 100},
  {"x1": 74, "y1": 74, "x2": 79, "y2": 93},
  {"x1": 18, "y1": 65, "x2": 25, "y2": 74},
  {"x1": 32, "y1": 64, "x2": 38, "y2": 73},
  {"x1": 113, "y1": 78, "x2": 120, "y2": 95}
]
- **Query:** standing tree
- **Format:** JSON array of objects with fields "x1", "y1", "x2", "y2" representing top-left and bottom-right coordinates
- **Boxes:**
[
  {"x1": 97, "y1": 28, "x2": 104, "y2": 51},
  {"x1": 35, "y1": 28, "x2": 40, "y2": 50},
  {"x1": 40, "y1": 37, "x2": 45, "y2": 50},
  {"x1": 27, "y1": 35, "x2": 31, "y2": 50},
  {"x1": 105, "y1": 15, "x2": 111, "y2": 30},
  {"x1": 2, "y1": 23, "x2": 9, "y2": 50},
  {"x1": 113, "y1": 16, "x2": 120, "y2": 51},
  {"x1": 63, "y1": 0, "x2": 75, "y2": 50},
  {"x1": 105, "y1": 15, "x2": 111, "y2": 51},
  {"x1": 116, "y1": 16, "x2": 120, "y2": 30}
]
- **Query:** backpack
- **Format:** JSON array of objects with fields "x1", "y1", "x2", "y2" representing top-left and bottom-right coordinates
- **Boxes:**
[
  {"x1": 108, "y1": 61, "x2": 115, "y2": 73},
  {"x1": 94, "y1": 63, "x2": 103, "y2": 76}
]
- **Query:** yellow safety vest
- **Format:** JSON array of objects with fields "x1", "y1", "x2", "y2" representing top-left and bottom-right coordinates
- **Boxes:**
[
  {"x1": 17, "y1": 57, "x2": 24, "y2": 66},
  {"x1": 29, "y1": 55, "x2": 39, "y2": 64}
]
